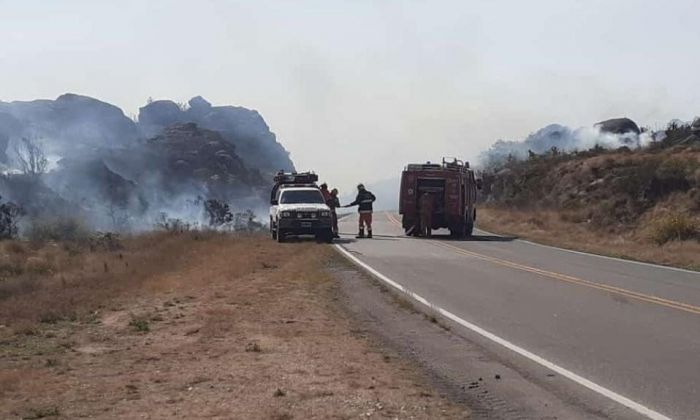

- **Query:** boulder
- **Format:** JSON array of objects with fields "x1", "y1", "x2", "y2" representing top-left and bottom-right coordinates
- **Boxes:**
[
  {"x1": 0, "y1": 93, "x2": 137, "y2": 154},
  {"x1": 680, "y1": 134, "x2": 700, "y2": 145},
  {"x1": 595, "y1": 117, "x2": 641, "y2": 135},
  {"x1": 187, "y1": 96, "x2": 212, "y2": 115},
  {"x1": 146, "y1": 122, "x2": 264, "y2": 197},
  {"x1": 138, "y1": 100, "x2": 184, "y2": 137},
  {"x1": 137, "y1": 96, "x2": 295, "y2": 175},
  {"x1": 691, "y1": 117, "x2": 700, "y2": 134}
]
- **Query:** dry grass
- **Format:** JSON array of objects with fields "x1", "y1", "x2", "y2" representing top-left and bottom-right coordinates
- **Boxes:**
[
  {"x1": 0, "y1": 233, "x2": 466, "y2": 419},
  {"x1": 478, "y1": 206, "x2": 700, "y2": 271},
  {"x1": 0, "y1": 231, "x2": 230, "y2": 326},
  {"x1": 649, "y1": 213, "x2": 698, "y2": 245}
]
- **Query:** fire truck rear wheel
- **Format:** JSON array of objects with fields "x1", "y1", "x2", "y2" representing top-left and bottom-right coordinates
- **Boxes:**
[
  {"x1": 450, "y1": 223, "x2": 465, "y2": 238},
  {"x1": 465, "y1": 213, "x2": 474, "y2": 237}
]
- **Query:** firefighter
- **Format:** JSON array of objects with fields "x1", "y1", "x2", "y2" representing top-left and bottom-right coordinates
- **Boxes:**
[
  {"x1": 320, "y1": 183, "x2": 331, "y2": 203},
  {"x1": 344, "y1": 184, "x2": 376, "y2": 238},
  {"x1": 419, "y1": 192, "x2": 434, "y2": 237},
  {"x1": 327, "y1": 188, "x2": 341, "y2": 238}
]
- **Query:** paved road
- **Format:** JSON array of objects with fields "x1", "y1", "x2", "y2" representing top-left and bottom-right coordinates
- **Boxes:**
[{"x1": 337, "y1": 212, "x2": 700, "y2": 419}]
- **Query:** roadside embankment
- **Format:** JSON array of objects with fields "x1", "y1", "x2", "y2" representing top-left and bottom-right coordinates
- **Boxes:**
[{"x1": 478, "y1": 206, "x2": 700, "y2": 271}]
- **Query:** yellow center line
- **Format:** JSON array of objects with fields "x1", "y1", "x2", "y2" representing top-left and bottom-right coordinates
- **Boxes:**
[{"x1": 383, "y1": 212, "x2": 700, "y2": 316}]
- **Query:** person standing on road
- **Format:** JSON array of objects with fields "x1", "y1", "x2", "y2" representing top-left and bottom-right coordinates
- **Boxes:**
[
  {"x1": 327, "y1": 188, "x2": 341, "y2": 238},
  {"x1": 344, "y1": 184, "x2": 376, "y2": 239},
  {"x1": 419, "y1": 192, "x2": 434, "y2": 237}
]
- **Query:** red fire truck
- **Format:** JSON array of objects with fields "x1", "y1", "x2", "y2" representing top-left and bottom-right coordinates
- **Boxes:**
[{"x1": 399, "y1": 158, "x2": 480, "y2": 237}]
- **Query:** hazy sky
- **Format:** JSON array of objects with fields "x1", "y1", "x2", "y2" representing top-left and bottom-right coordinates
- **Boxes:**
[{"x1": 1, "y1": 0, "x2": 699, "y2": 191}]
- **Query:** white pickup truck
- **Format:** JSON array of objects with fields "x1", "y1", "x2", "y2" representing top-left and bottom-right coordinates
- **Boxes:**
[{"x1": 269, "y1": 186, "x2": 334, "y2": 243}]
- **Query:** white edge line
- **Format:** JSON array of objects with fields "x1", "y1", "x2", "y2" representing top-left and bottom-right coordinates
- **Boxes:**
[{"x1": 333, "y1": 243, "x2": 672, "y2": 420}]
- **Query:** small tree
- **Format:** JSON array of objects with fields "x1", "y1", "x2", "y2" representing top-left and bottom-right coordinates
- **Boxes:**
[
  {"x1": 106, "y1": 202, "x2": 130, "y2": 231},
  {"x1": 234, "y1": 210, "x2": 263, "y2": 232},
  {"x1": 14, "y1": 137, "x2": 48, "y2": 176},
  {"x1": 204, "y1": 199, "x2": 233, "y2": 227}
]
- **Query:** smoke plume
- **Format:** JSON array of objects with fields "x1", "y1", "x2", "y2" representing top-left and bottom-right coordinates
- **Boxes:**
[
  {"x1": 479, "y1": 118, "x2": 654, "y2": 167},
  {"x1": 0, "y1": 94, "x2": 294, "y2": 233}
]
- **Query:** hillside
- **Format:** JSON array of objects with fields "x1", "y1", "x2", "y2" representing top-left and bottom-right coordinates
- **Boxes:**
[{"x1": 479, "y1": 119, "x2": 700, "y2": 269}]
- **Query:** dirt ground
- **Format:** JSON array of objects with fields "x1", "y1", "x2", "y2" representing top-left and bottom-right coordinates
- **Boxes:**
[
  {"x1": 0, "y1": 232, "x2": 468, "y2": 419},
  {"x1": 478, "y1": 207, "x2": 700, "y2": 271}
]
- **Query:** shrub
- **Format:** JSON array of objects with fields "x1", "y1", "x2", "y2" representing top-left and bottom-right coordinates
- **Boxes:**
[
  {"x1": 26, "y1": 218, "x2": 91, "y2": 243},
  {"x1": 0, "y1": 276, "x2": 37, "y2": 300},
  {"x1": 5, "y1": 241, "x2": 26, "y2": 254},
  {"x1": 154, "y1": 213, "x2": 193, "y2": 232},
  {"x1": 650, "y1": 213, "x2": 698, "y2": 245},
  {"x1": 651, "y1": 158, "x2": 697, "y2": 195},
  {"x1": 613, "y1": 159, "x2": 660, "y2": 198},
  {"x1": 204, "y1": 199, "x2": 233, "y2": 226},
  {"x1": 24, "y1": 256, "x2": 53, "y2": 274},
  {"x1": 128, "y1": 314, "x2": 150, "y2": 332},
  {"x1": 0, "y1": 196, "x2": 24, "y2": 240}
]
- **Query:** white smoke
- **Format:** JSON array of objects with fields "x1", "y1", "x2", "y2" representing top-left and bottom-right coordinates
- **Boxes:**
[
  {"x1": 480, "y1": 122, "x2": 653, "y2": 167},
  {"x1": 0, "y1": 94, "x2": 275, "y2": 232}
]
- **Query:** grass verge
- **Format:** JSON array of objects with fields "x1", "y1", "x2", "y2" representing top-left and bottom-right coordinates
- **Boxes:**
[{"x1": 478, "y1": 206, "x2": 700, "y2": 271}]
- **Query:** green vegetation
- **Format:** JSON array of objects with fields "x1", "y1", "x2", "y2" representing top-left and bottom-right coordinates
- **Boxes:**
[{"x1": 650, "y1": 213, "x2": 698, "y2": 245}]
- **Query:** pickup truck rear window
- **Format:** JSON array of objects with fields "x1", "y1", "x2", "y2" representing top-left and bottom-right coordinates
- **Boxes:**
[{"x1": 280, "y1": 190, "x2": 325, "y2": 204}]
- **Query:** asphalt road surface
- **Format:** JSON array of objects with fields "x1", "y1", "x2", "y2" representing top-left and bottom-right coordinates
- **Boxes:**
[{"x1": 336, "y1": 212, "x2": 700, "y2": 420}]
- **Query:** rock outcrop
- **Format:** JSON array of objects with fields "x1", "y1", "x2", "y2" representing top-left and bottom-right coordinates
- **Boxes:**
[
  {"x1": 692, "y1": 118, "x2": 700, "y2": 134},
  {"x1": 594, "y1": 117, "x2": 641, "y2": 135},
  {"x1": 0, "y1": 94, "x2": 138, "y2": 155},
  {"x1": 139, "y1": 96, "x2": 294, "y2": 177},
  {"x1": 145, "y1": 122, "x2": 264, "y2": 196}
]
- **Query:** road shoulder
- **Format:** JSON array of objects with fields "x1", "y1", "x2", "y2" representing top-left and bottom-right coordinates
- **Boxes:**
[{"x1": 329, "y1": 250, "x2": 635, "y2": 420}]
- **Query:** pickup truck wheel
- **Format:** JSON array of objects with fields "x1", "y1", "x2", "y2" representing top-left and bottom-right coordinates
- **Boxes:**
[
  {"x1": 315, "y1": 230, "x2": 333, "y2": 244},
  {"x1": 270, "y1": 219, "x2": 277, "y2": 240},
  {"x1": 277, "y1": 228, "x2": 286, "y2": 243}
]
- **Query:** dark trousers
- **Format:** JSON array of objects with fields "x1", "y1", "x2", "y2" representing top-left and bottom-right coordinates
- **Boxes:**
[
  {"x1": 331, "y1": 210, "x2": 338, "y2": 233},
  {"x1": 420, "y1": 213, "x2": 432, "y2": 237}
]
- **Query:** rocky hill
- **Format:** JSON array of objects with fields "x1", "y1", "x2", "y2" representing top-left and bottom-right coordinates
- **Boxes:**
[
  {"x1": 480, "y1": 118, "x2": 700, "y2": 246},
  {"x1": 0, "y1": 94, "x2": 138, "y2": 157},
  {"x1": 0, "y1": 94, "x2": 292, "y2": 231},
  {"x1": 138, "y1": 96, "x2": 293, "y2": 177}
]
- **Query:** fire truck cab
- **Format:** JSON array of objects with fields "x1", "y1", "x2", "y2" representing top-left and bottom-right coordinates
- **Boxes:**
[{"x1": 399, "y1": 158, "x2": 480, "y2": 238}]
